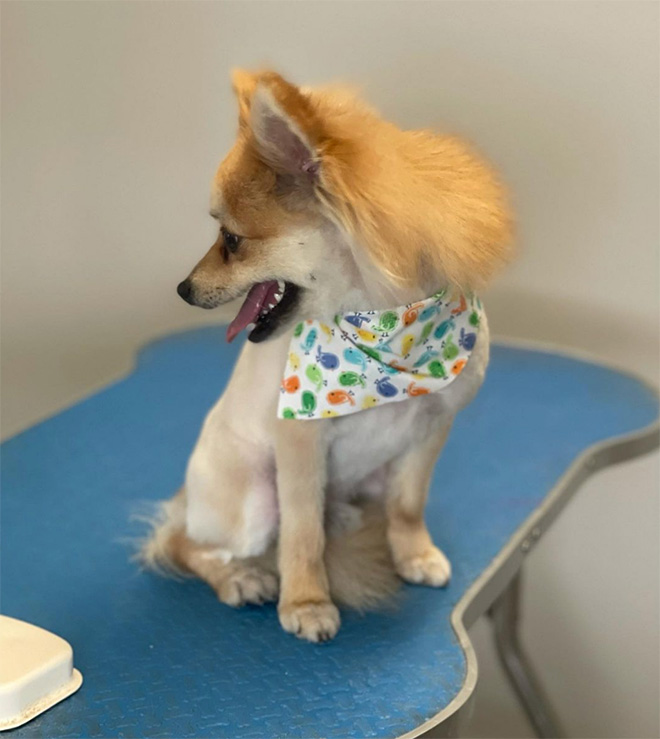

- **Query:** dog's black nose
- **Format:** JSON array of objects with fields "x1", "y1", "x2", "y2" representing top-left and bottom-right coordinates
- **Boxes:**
[{"x1": 177, "y1": 279, "x2": 193, "y2": 303}]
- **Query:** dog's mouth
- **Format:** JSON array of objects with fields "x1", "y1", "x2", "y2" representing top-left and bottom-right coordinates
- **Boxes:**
[{"x1": 226, "y1": 280, "x2": 301, "y2": 344}]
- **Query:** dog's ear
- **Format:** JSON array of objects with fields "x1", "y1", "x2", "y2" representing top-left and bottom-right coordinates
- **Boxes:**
[
  {"x1": 248, "y1": 74, "x2": 321, "y2": 181},
  {"x1": 231, "y1": 69, "x2": 258, "y2": 127}
]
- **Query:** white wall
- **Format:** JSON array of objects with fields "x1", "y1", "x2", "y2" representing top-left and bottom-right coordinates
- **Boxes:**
[{"x1": 2, "y1": 3, "x2": 658, "y2": 737}]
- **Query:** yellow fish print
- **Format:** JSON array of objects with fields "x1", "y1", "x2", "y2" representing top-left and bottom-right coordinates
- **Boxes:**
[
  {"x1": 321, "y1": 409, "x2": 339, "y2": 418},
  {"x1": 319, "y1": 323, "x2": 333, "y2": 340},
  {"x1": 401, "y1": 333, "x2": 415, "y2": 356},
  {"x1": 288, "y1": 352, "x2": 300, "y2": 371},
  {"x1": 361, "y1": 395, "x2": 379, "y2": 409},
  {"x1": 356, "y1": 328, "x2": 378, "y2": 342}
]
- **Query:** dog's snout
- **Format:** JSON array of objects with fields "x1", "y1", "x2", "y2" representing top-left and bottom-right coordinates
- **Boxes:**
[{"x1": 177, "y1": 279, "x2": 193, "y2": 304}]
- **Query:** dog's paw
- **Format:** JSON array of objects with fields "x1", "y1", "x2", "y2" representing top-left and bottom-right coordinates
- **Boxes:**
[
  {"x1": 396, "y1": 545, "x2": 452, "y2": 587},
  {"x1": 278, "y1": 601, "x2": 340, "y2": 643},
  {"x1": 217, "y1": 565, "x2": 279, "y2": 607}
]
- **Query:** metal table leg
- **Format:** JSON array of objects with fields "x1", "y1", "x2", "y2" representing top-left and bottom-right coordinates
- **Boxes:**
[{"x1": 488, "y1": 573, "x2": 566, "y2": 738}]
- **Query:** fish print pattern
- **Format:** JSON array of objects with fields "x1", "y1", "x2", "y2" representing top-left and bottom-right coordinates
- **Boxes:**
[{"x1": 277, "y1": 290, "x2": 484, "y2": 419}]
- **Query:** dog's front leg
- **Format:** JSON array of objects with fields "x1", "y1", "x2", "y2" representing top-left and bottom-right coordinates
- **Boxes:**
[
  {"x1": 275, "y1": 419, "x2": 339, "y2": 642},
  {"x1": 386, "y1": 419, "x2": 453, "y2": 587}
]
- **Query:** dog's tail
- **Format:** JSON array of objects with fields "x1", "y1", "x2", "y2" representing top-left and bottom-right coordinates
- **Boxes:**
[
  {"x1": 133, "y1": 490, "x2": 189, "y2": 577},
  {"x1": 135, "y1": 494, "x2": 400, "y2": 611},
  {"x1": 324, "y1": 500, "x2": 400, "y2": 610}
]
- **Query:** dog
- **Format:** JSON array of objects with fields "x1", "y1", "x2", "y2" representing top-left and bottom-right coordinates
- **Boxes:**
[{"x1": 140, "y1": 69, "x2": 512, "y2": 642}]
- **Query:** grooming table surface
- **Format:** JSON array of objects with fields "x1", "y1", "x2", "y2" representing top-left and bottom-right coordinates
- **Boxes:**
[{"x1": 2, "y1": 328, "x2": 658, "y2": 738}]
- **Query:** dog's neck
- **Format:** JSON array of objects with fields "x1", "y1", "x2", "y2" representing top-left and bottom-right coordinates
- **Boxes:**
[{"x1": 324, "y1": 225, "x2": 447, "y2": 316}]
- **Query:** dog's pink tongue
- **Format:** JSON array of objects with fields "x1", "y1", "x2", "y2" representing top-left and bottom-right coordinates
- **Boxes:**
[{"x1": 226, "y1": 280, "x2": 279, "y2": 343}]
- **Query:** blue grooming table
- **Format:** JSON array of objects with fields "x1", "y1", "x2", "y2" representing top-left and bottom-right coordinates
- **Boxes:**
[{"x1": 2, "y1": 329, "x2": 658, "y2": 739}]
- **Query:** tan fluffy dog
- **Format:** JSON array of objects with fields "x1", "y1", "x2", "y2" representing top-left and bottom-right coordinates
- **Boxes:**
[{"x1": 141, "y1": 70, "x2": 512, "y2": 642}]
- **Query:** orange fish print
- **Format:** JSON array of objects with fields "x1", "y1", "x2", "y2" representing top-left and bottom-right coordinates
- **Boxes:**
[
  {"x1": 451, "y1": 359, "x2": 467, "y2": 375},
  {"x1": 403, "y1": 302, "x2": 425, "y2": 326},
  {"x1": 451, "y1": 294, "x2": 467, "y2": 315},
  {"x1": 281, "y1": 375, "x2": 300, "y2": 393},
  {"x1": 327, "y1": 390, "x2": 355, "y2": 406},
  {"x1": 407, "y1": 382, "x2": 430, "y2": 397}
]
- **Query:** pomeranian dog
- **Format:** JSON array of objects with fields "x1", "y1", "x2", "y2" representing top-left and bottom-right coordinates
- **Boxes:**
[{"x1": 141, "y1": 69, "x2": 512, "y2": 642}]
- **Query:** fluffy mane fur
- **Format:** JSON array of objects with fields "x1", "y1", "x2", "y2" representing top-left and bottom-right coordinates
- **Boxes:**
[{"x1": 232, "y1": 69, "x2": 513, "y2": 293}]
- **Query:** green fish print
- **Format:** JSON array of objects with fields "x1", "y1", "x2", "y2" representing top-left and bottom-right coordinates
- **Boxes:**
[
  {"x1": 293, "y1": 322, "x2": 305, "y2": 338},
  {"x1": 443, "y1": 335, "x2": 459, "y2": 361},
  {"x1": 358, "y1": 344, "x2": 381, "y2": 362},
  {"x1": 428, "y1": 360, "x2": 447, "y2": 379},
  {"x1": 298, "y1": 390, "x2": 317, "y2": 416},
  {"x1": 305, "y1": 363, "x2": 324, "y2": 392},
  {"x1": 373, "y1": 310, "x2": 399, "y2": 333},
  {"x1": 281, "y1": 407, "x2": 296, "y2": 419},
  {"x1": 417, "y1": 320, "x2": 434, "y2": 345},
  {"x1": 339, "y1": 371, "x2": 366, "y2": 388}
]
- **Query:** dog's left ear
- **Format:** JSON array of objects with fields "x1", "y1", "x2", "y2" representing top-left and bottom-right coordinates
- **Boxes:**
[{"x1": 249, "y1": 74, "x2": 321, "y2": 182}]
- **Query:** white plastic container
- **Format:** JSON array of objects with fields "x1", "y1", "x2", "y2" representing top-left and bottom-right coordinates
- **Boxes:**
[{"x1": 0, "y1": 615, "x2": 82, "y2": 731}]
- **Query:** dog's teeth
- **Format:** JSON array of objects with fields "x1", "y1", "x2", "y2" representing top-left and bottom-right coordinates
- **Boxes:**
[
  {"x1": 274, "y1": 292, "x2": 282, "y2": 301},
  {"x1": 247, "y1": 322, "x2": 256, "y2": 331},
  {"x1": 277, "y1": 280, "x2": 285, "y2": 292}
]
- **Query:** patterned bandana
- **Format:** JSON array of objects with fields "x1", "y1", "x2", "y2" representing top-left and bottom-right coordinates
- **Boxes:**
[{"x1": 277, "y1": 289, "x2": 484, "y2": 420}]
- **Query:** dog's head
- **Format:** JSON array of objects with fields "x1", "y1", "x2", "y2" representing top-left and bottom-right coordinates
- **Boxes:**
[{"x1": 178, "y1": 70, "x2": 513, "y2": 343}]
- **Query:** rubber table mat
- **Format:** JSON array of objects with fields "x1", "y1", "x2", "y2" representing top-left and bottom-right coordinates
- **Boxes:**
[{"x1": 2, "y1": 329, "x2": 658, "y2": 738}]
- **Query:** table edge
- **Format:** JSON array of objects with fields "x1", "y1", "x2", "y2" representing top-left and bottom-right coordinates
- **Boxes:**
[{"x1": 398, "y1": 418, "x2": 660, "y2": 738}]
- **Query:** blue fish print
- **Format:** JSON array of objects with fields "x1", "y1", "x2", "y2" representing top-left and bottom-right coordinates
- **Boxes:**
[
  {"x1": 316, "y1": 345, "x2": 339, "y2": 370},
  {"x1": 301, "y1": 328, "x2": 318, "y2": 354},
  {"x1": 434, "y1": 319, "x2": 454, "y2": 340},
  {"x1": 380, "y1": 363, "x2": 400, "y2": 375},
  {"x1": 413, "y1": 348, "x2": 440, "y2": 367},
  {"x1": 419, "y1": 305, "x2": 440, "y2": 322},
  {"x1": 343, "y1": 347, "x2": 367, "y2": 372},
  {"x1": 345, "y1": 314, "x2": 371, "y2": 328},
  {"x1": 375, "y1": 377, "x2": 398, "y2": 398},
  {"x1": 459, "y1": 327, "x2": 476, "y2": 351}
]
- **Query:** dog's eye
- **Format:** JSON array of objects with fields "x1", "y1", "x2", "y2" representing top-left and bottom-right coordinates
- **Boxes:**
[{"x1": 221, "y1": 227, "x2": 242, "y2": 253}]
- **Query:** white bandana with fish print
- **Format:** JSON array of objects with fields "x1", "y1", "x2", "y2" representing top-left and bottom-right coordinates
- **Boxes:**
[{"x1": 277, "y1": 290, "x2": 484, "y2": 420}]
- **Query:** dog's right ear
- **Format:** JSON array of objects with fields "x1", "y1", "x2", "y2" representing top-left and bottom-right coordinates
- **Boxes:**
[{"x1": 247, "y1": 73, "x2": 322, "y2": 183}]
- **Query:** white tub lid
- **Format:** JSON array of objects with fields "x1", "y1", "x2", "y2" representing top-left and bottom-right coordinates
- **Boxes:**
[{"x1": 0, "y1": 615, "x2": 82, "y2": 731}]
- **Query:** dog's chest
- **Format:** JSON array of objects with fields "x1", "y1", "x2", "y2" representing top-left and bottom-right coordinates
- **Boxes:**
[{"x1": 326, "y1": 394, "x2": 451, "y2": 493}]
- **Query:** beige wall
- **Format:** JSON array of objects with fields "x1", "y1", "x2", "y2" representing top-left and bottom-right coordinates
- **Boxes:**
[{"x1": 2, "y1": 2, "x2": 658, "y2": 737}]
